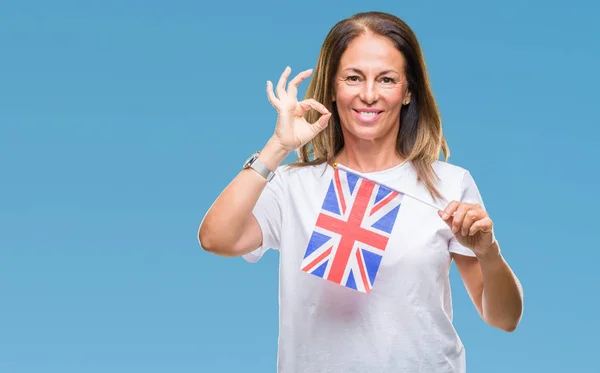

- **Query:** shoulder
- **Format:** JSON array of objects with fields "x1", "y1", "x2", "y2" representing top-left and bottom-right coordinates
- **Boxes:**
[
  {"x1": 264, "y1": 162, "x2": 332, "y2": 195},
  {"x1": 431, "y1": 160, "x2": 469, "y2": 180},
  {"x1": 274, "y1": 162, "x2": 331, "y2": 181},
  {"x1": 431, "y1": 160, "x2": 479, "y2": 189},
  {"x1": 428, "y1": 160, "x2": 479, "y2": 203}
]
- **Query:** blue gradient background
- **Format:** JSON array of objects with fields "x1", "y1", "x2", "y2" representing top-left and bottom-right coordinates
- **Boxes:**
[{"x1": 1, "y1": 1, "x2": 598, "y2": 372}]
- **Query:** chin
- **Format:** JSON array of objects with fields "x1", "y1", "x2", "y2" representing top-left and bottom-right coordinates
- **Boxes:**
[{"x1": 344, "y1": 124, "x2": 387, "y2": 142}]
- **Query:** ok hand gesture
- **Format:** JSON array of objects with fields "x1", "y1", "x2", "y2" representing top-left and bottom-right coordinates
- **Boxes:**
[{"x1": 267, "y1": 66, "x2": 332, "y2": 152}]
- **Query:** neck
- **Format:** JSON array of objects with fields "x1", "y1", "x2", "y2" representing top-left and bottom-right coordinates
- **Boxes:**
[{"x1": 335, "y1": 136, "x2": 405, "y2": 173}]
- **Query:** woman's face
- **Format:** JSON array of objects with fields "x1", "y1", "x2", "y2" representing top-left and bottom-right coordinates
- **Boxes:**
[{"x1": 334, "y1": 32, "x2": 411, "y2": 144}]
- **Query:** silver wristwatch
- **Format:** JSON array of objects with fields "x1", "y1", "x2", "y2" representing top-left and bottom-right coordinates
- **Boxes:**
[{"x1": 243, "y1": 151, "x2": 275, "y2": 182}]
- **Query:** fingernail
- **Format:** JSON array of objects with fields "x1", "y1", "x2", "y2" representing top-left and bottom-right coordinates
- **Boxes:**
[{"x1": 442, "y1": 213, "x2": 449, "y2": 219}]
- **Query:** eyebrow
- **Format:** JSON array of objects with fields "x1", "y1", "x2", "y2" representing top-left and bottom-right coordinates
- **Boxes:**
[{"x1": 342, "y1": 68, "x2": 399, "y2": 76}]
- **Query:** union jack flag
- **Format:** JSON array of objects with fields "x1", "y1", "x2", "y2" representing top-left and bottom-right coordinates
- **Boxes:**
[{"x1": 300, "y1": 167, "x2": 404, "y2": 293}]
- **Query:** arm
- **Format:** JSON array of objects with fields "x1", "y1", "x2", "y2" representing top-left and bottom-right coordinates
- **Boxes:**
[
  {"x1": 439, "y1": 202, "x2": 524, "y2": 332},
  {"x1": 198, "y1": 66, "x2": 331, "y2": 257},
  {"x1": 453, "y1": 244, "x2": 524, "y2": 332},
  {"x1": 198, "y1": 138, "x2": 290, "y2": 256}
]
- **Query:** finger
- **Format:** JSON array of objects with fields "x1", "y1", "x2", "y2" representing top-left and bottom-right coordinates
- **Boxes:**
[
  {"x1": 299, "y1": 99, "x2": 330, "y2": 115},
  {"x1": 287, "y1": 69, "x2": 313, "y2": 98},
  {"x1": 266, "y1": 81, "x2": 279, "y2": 110},
  {"x1": 438, "y1": 200, "x2": 461, "y2": 221},
  {"x1": 469, "y1": 217, "x2": 493, "y2": 236},
  {"x1": 461, "y1": 208, "x2": 486, "y2": 236},
  {"x1": 450, "y1": 203, "x2": 473, "y2": 235},
  {"x1": 299, "y1": 99, "x2": 331, "y2": 133},
  {"x1": 276, "y1": 66, "x2": 291, "y2": 99},
  {"x1": 311, "y1": 112, "x2": 332, "y2": 133}
]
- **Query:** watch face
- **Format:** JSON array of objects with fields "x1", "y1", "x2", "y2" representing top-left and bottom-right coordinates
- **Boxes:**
[{"x1": 243, "y1": 153, "x2": 259, "y2": 168}]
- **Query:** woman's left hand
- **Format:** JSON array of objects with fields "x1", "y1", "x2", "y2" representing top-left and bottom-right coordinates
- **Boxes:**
[{"x1": 438, "y1": 201, "x2": 497, "y2": 257}]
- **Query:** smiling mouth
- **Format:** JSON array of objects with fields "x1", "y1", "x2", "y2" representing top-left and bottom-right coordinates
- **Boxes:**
[{"x1": 353, "y1": 109, "x2": 384, "y2": 122}]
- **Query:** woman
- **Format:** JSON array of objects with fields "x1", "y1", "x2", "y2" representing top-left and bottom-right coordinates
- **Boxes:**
[{"x1": 199, "y1": 11, "x2": 523, "y2": 373}]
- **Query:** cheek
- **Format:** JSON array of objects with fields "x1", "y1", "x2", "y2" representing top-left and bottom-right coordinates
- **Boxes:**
[
  {"x1": 381, "y1": 88, "x2": 405, "y2": 106},
  {"x1": 334, "y1": 85, "x2": 360, "y2": 106}
]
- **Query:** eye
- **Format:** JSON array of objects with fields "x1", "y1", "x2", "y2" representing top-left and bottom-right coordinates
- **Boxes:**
[
  {"x1": 345, "y1": 75, "x2": 361, "y2": 83},
  {"x1": 380, "y1": 77, "x2": 396, "y2": 84}
]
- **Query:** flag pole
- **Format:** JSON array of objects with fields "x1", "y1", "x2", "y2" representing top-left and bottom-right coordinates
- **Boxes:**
[{"x1": 332, "y1": 163, "x2": 445, "y2": 212}]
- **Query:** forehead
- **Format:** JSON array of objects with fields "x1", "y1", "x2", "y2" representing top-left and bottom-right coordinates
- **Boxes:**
[{"x1": 338, "y1": 32, "x2": 405, "y2": 72}]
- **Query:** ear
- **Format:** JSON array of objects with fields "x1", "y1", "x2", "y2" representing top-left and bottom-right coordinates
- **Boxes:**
[{"x1": 404, "y1": 90, "x2": 412, "y2": 105}]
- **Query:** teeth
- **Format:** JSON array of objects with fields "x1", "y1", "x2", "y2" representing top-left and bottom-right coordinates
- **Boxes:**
[{"x1": 359, "y1": 111, "x2": 377, "y2": 117}]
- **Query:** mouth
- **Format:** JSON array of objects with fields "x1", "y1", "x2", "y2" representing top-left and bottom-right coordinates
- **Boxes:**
[{"x1": 352, "y1": 109, "x2": 384, "y2": 122}]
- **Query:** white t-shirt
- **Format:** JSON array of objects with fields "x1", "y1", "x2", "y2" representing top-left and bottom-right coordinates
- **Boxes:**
[{"x1": 243, "y1": 160, "x2": 485, "y2": 373}]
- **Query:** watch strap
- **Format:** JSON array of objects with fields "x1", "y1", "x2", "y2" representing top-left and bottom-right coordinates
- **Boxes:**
[{"x1": 249, "y1": 156, "x2": 275, "y2": 182}]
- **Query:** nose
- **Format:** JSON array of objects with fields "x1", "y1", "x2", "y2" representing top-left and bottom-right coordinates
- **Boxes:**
[{"x1": 359, "y1": 81, "x2": 379, "y2": 104}]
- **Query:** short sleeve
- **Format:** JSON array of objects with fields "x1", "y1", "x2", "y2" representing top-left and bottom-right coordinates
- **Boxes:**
[
  {"x1": 241, "y1": 168, "x2": 285, "y2": 263},
  {"x1": 448, "y1": 170, "x2": 488, "y2": 257}
]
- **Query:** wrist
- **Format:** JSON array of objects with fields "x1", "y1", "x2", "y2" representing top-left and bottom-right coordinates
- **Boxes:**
[
  {"x1": 259, "y1": 137, "x2": 293, "y2": 171},
  {"x1": 475, "y1": 240, "x2": 502, "y2": 264}
]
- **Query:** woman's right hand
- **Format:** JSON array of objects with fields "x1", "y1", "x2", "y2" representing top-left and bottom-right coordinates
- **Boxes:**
[{"x1": 267, "y1": 66, "x2": 332, "y2": 152}]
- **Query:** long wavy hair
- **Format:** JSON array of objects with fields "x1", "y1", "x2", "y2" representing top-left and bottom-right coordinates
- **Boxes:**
[{"x1": 292, "y1": 11, "x2": 450, "y2": 200}]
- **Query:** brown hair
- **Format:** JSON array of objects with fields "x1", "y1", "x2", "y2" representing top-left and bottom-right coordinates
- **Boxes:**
[{"x1": 291, "y1": 11, "x2": 449, "y2": 200}]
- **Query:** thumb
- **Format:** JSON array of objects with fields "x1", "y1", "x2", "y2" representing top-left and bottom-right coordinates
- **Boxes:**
[
  {"x1": 438, "y1": 210, "x2": 453, "y2": 228},
  {"x1": 311, "y1": 112, "x2": 332, "y2": 133}
]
